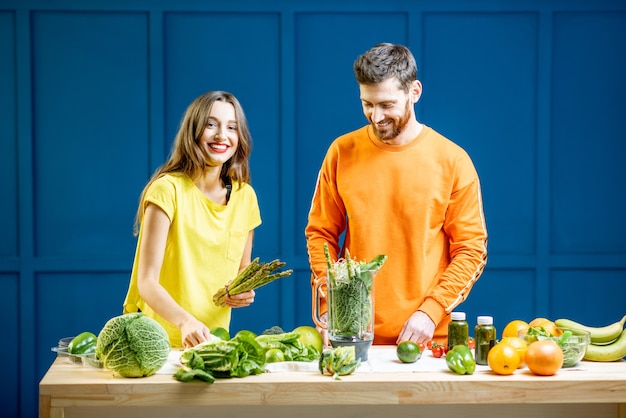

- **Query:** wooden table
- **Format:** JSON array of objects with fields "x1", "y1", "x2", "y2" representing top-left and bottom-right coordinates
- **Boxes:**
[{"x1": 39, "y1": 346, "x2": 626, "y2": 418}]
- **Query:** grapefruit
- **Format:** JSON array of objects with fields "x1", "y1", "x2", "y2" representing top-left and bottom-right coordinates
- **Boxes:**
[
  {"x1": 292, "y1": 325, "x2": 324, "y2": 353},
  {"x1": 525, "y1": 340, "x2": 563, "y2": 376}
]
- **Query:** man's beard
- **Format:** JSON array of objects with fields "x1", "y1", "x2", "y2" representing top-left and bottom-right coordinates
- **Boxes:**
[{"x1": 372, "y1": 100, "x2": 412, "y2": 141}]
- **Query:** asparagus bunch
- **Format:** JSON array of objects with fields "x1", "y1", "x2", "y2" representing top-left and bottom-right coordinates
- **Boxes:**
[{"x1": 212, "y1": 258, "x2": 293, "y2": 306}]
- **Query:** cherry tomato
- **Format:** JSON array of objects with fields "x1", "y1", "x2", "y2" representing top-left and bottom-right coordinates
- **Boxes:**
[
  {"x1": 431, "y1": 344, "x2": 444, "y2": 358},
  {"x1": 442, "y1": 345, "x2": 449, "y2": 355},
  {"x1": 427, "y1": 340, "x2": 437, "y2": 350},
  {"x1": 417, "y1": 342, "x2": 426, "y2": 352},
  {"x1": 468, "y1": 337, "x2": 476, "y2": 350}
]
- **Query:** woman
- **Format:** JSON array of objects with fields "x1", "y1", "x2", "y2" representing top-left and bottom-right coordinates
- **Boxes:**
[{"x1": 123, "y1": 91, "x2": 261, "y2": 348}]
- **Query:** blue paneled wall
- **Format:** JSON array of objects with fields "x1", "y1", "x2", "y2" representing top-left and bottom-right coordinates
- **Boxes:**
[{"x1": 1, "y1": 1, "x2": 625, "y2": 417}]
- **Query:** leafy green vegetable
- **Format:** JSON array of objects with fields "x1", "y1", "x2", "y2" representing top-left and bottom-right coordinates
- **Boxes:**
[
  {"x1": 557, "y1": 329, "x2": 573, "y2": 346},
  {"x1": 210, "y1": 327, "x2": 230, "y2": 340},
  {"x1": 96, "y1": 313, "x2": 170, "y2": 378},
  {"x1": 176, "y1": 332, "x2": 266, "y2": 383},
  {"x1": 324, "y1": 244, "x2": 387, "y2": 338},
  {"x1": 173, "y1": 367, "x2": 215, "y2": 383},
  {"x1": 555, "y1": 330, "x2": 583, "y2": 367},
  {"x1": 175, "y1": 329, "x2": 322, "y2": 383},
  {"x1": 256, "y1": 331, "x2": 301, "y2": 344},
  {"x1": 256, "y1": 331, "x2": 319, "y2": 362},
  {"x1": 231, "y1": 332, "x2": 266, "y2": 377}
]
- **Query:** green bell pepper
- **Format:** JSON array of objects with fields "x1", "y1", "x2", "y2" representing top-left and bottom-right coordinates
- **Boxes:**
[
  {"x1": 445, "y1": 345, "x2": 476, "y2": 375},
  {"x1": 68, "y1": 331, "x2": 97, "y2": 355}
]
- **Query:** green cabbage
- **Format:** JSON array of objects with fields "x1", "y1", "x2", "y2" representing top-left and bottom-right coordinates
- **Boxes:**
[{"x1": 96, "y1": 313, "x2": 170, "y2": 377}]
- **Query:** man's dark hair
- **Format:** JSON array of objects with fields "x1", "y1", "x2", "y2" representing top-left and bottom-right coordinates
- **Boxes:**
[{"x1": 354, "y1": 43, "x2": 418, "y2": 93}]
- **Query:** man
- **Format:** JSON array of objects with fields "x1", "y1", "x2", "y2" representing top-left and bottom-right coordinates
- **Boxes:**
[{"x1": 305, "y1": 43, "x2": 488, "y2": 345}]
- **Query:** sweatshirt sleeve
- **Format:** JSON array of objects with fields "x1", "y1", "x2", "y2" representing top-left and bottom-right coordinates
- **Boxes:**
[
  {"x1": 419, "y1": 162, "x2": 488, "y2": 326},
  {"x1": 305, "y1": 144, "x2": 347, "y2": 283}
]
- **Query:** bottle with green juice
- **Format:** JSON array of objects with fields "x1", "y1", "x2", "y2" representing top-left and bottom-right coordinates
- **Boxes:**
[
  {"x1": 448, "y1": 311, "x2": 469, "y2": 351},
  {"x1": 474, "y1": 316, "x2": 496, "y2": 365}
]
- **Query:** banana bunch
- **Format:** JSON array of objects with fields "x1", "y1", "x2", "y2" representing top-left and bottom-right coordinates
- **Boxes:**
[
  {"x1": 555, "y1": 315, "x2": 626, "y2": 362},
  {"x1": 319, "y1": 345, "x2": 361, "y2": 379}
]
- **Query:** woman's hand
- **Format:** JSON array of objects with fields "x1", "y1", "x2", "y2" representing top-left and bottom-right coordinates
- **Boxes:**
[
  {"x1": 180, "y1": 318, "x2": 212, "y2": 348},
  {"x1": 224, "y1": 289, "x2": 256, "y2": 308}
]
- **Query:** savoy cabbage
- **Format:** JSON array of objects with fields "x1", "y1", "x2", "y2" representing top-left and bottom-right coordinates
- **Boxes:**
[{"x1": 96, "y1": 313, "x2": 170, "y2": 377}]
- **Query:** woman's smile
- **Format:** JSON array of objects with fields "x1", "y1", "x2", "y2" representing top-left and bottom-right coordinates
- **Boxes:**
[{"x1": 208, "y1": 142, "x2": 230, "y2": 153}]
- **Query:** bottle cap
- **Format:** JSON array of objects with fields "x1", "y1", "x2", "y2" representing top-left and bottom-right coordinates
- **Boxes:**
[
  {"x1": 451, "y1": 312, "x2": 466, "y2": 321},
  {"x1": 477, "y1": 315, "x2": 493, "y2": 325}
]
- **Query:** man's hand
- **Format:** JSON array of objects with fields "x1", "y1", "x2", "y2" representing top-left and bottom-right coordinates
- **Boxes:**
[
  {"x1": 314, "y1": 312, "x2": 331, "y2": 348},
  {"x1": 396, "y1": 311, "x2": 436, "y2": 344}
]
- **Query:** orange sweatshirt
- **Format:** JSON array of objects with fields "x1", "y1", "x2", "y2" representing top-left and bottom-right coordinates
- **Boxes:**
[{"x1": 305, "y1": 125, "x2": 488, "y2": 345}]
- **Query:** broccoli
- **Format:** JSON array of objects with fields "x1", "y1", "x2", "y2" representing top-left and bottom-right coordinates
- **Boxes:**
[{"x1": 261, "y1": 325, "x2": 285, "y2": 335}]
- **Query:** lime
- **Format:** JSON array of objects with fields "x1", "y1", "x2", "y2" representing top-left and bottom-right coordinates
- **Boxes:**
[
  {"x1": 234, "y1": 329, "x2": 257, "y2": 340},
  {"x1": 292, "y1": 325, "x2": 324, "y2": 353},
  {"x1": 210, "y1": 327, "x2": 230, "y2": 340},
  {"x1": 396, "y1": 341, "x2": 422, "y2": 363},
  {"x1": 265, "y1": 348, "x2": 285, "y2": 363}
]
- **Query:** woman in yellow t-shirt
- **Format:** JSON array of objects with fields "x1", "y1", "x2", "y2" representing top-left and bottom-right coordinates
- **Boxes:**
[{"x1": 123, "y1": 91, "x2": 262, "y2": 348}]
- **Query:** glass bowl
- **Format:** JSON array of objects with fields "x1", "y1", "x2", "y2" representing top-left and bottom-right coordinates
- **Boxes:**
[
  {"x1": 51, "y1": 345, "x2": 83, "y2": 364},
  {"x1": 519, "y1": 327, "x2": 590, "y2": 367},
  {"x1": 58, "y1": 336, "x2": 74, "y2": 348},
  {"x1": 52, "y1": 340, "x2": 103, "y2": 368},
  {"x1": 80, "y1": 353, "x2": 104, "y2": 369}
]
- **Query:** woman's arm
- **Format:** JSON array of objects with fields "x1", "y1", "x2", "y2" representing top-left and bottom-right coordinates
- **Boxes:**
[{"x1": 136, "y1": 202, "x2": 211, "y2": 347}]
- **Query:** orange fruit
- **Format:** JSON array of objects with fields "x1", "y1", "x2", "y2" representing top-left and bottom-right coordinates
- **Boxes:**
[
  {"x1": 487, "y1": 342, "x2": 521, "y2": 375},
  {"x1": 540, "y1": 321, "x2": 563, "y2": 337},
  {"x1": 524, "y1": 340, "x2": 564, "y2": 376},
  {"x1": 502, "y1": 320, "x2": 530, "y2": 339},
  {"x1": 530, "y1": 320, "x2": 563, "y2": 337},
  {"x1": 500, "y1": 336, "x2": 528, "y2": 368},
  {"x1": 528, "y1": 317, "x2": 550, "y2": 328}
]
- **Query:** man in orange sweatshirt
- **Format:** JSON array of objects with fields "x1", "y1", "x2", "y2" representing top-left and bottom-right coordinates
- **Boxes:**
[{"x1": 305, "y1": 43, "x2": 488, "y2": 345}]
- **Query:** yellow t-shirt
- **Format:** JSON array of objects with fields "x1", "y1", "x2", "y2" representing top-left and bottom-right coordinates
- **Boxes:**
[{"x1": 123, "y1": 173, "x2": 262, "y2": 347}]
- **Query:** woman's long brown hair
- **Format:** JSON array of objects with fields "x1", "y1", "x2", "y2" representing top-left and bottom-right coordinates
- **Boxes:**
[{"x1": 133, "y1": 91, "x2": 252, "y2": 235}]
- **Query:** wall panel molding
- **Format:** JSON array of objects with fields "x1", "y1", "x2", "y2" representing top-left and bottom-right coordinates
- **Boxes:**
[{"x1": 1, "y1": 2, "x2": 624, "y2": 417}]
